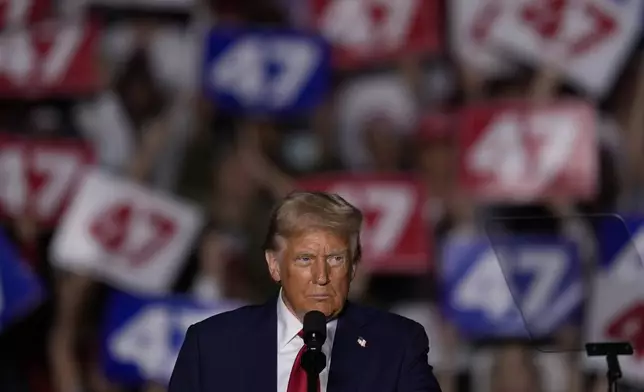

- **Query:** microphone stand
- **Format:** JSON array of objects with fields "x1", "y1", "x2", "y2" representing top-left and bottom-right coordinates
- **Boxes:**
[
  {"x1": 606, "y1": 353, "x2": 622, "y2": 392},
  {"x1": 584, "y1": 342, "x2": 633, "y2": 392},
  {"x1": 302, "y1": 349, "x2": 326, "y2": 392},
  {"x1": 306, "y1": 370, "x2": 319, "y2": 392}
]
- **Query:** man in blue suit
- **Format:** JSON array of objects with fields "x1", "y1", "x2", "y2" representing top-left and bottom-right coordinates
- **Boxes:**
[{"x1": 169, "y1": 191, "x2": 442, "y2": 392}]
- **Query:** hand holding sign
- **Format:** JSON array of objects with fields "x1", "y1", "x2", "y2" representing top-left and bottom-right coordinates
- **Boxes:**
[
  {"x1": 458, "y1": 100, "x2": 596, "y2": 202},
  {"x1": 203, "y1": 28, "x2": 330, "y2": 115},
  {"x1": 488, "y1": 0, "x2": 643, "y2": 97},
  {"x1": 297, "y1": 175, "x2": 430, "y2": 273},
  {"x1": 51, "y1": 169, "x2": 203, "y2": 294}
]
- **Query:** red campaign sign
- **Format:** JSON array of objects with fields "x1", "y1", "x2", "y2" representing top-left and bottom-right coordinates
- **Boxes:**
[
  {"x1": 0, "y1": 21, "x2": 101, "y2": 98},
  {"x1": 0, "y1": 135, "x2": 94, "y2": 225},
  {"x1": 89, "y1": 201, "x2": 178, "y2": 268},
  {"x1": 0, "y1": 0, "x2": 51, "y2": 28},
  {"x1": 520, "y1": 0, "x2": 618, "y2": 57},
  {"x1": 458, "y1": 100, "x2": 597, "y2": 202},
  {"x1": 606, "y1": 303, "x2": 644, "y2": 359},
  {"x1": 310, "y1": 0, "x2": 441, "y2": 69},
  {"x1": 297, "y1": 174, "x2": 431, "y2": 273}
]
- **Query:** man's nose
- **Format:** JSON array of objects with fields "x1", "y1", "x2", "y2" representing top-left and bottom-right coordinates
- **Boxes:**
[{"x1": 311, "y1": 257, "x2": 330, "y2": 285}]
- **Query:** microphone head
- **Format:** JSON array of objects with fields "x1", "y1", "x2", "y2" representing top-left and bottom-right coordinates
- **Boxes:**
[{"x1": 303, "y1": 310, "x2": 327, "y2": 346}]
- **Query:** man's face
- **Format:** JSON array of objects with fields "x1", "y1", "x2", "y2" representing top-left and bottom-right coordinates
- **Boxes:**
[{"x1": 266, "y1": 229, "x2": 355, "y2": 320}]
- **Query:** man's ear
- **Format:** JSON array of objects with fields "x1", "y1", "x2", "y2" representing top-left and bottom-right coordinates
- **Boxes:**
[
  {"x1": 265, "y1": 250, "x2": 281, "y2": 283},
  {"x1": 350, "y1": 262, "x2": 357, "y2": 281}
]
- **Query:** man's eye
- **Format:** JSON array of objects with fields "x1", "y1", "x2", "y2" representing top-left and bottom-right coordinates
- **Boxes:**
[
  {"x1": 328, "y1": 255, "x2": 345, "y2": 265},
  {"x1": 296, "y1": 256, "x2": 312, "y2": 264}
]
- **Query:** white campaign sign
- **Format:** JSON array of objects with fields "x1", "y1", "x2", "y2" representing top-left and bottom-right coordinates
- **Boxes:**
[
  {"x1": 330, "y1": 183, "x2": 415, "y2": 256},
  {"x1": 449, "y1": 0, "x2": 513, "y2": 76},
  {"x1": 209, "y1": 36, "x2": 321, "y2": 108},
  {"x1": 585, "y1": 273, "x2": 644, "y2": 384},
  {"x1": 50, "y1": 169, "x2": 203, "y2": 294},
  {"x1": 608, "y1": 227, "x2": 644, "y2": 283},
  {"x1": 487, "y1": 0, "x2": 643, "y2": 97}
]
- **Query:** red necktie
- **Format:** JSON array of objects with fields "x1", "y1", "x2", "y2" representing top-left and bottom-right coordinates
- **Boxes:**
[{"x1": 286, "y1": 330, "x2": 321, "y2": 392}]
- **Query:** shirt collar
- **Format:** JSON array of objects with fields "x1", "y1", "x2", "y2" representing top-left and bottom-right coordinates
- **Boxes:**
[{"x1": 276, "y1": 289, "x2": 338, "y2": 350}]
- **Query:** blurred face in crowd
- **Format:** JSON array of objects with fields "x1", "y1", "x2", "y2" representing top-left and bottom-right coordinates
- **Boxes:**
[
  {"x1": 363, "y1": 118, "x2": 401, "y2": 171},
  {"x1": 214, "y1": 150, "x2": 255, "y2": 200},
  {"x1": 418, "y1": 139, "x2": 456, "y2": 185},
  {"x1": 266, "y1": 229, "x2": 355, "y2": 320},
  {"x1": 199, "y1": 230, "x2": 235, "y2": 279}
]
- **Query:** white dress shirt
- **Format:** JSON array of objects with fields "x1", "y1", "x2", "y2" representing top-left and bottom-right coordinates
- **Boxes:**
[{"x1": 277, "y1": 292, "x2": 337, "y2": 392}]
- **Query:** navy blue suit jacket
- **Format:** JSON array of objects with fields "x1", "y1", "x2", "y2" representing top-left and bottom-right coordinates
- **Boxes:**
[{"x1": 168, "y1": 297, "x2": 442, "y2": 392}]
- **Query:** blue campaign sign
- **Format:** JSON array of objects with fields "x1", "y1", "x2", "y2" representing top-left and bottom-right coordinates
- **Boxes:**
[
  {"x1": 0, "y1": 229, "x2": 44, "y2": 333},
  {"x1": 440, "y1": 235, "x2": 582, "y2": 339},
  {"x1": 202, "y1": 27, "x2": 331, "y2": 115},
  {"x1": 598, "y1": 215, "x2": 644, "y2": 274},
  {"x1": 101, "y1": 291, "x2": 244, "y2": 386}
]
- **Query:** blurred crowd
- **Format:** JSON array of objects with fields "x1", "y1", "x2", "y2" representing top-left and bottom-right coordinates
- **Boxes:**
[{"x1": 1, "y1": 1, "x2": 644, "y2": 392}]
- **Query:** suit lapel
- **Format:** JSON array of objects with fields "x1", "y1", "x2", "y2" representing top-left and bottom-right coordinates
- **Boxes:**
[
  {"x1": 242, "y1": 298, "x2": 278, "y2": 392},
  {"x1": 327, "y1": 302, "x2": 375, "y2": 392}
]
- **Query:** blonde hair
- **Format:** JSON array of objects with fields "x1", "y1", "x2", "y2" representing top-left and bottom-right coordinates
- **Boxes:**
[{"x1": 263, "y1": 191, "x2": 363, "y2": 264}]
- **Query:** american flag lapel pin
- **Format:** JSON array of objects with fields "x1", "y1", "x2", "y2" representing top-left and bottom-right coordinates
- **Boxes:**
[{"x1": 357, "y1": 337, "x2": 366, "y2": 347}]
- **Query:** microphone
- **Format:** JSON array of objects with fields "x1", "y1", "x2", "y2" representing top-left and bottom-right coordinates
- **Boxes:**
[
  {"x1": 301, "y1": 310, "x2": 327, "y2": 392},
  {"x1": 303, "y1": 310, "x2": 327, "y2": 351}
]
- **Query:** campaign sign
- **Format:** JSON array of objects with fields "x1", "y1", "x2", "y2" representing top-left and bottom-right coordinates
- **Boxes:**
[
  {"x1": 585, "y1": 273, "x2": 644, "y2": 384},
  {"x1": 487, "y1": 0, "x2": 643, "y2": 97},
  {"x1": 441, "y1": 235, "x2": 582, "y2": 339},
  {"x1": 86, "y1": 0, "x2": 193, "y2": 12},
  {"x1": 297, "y1": 174, "x2": 431, "y2": 273},
  {"x1": 0, "y1": 229, "x2": 43, "y2": 333},
  {"x1": 101, "y1": 291, "x2": 243, "y2": 385},
  {"x1": 458, "y1": 100, "x2": 597, "y2": 203},
  {"x1": 449, "y1": 0, "x2": 513, "y2": 76},
  {"x1": 310, "y1": 0, "x2": 442, "y2": 69},
  {"x1": 50, "y1": 169, "x2": 203, "y2": 294},
  {"x1": 0, "y1": 0, "x2": 50, "y2": 28},
  {"x1": 598, "y1": 215, "x2": 644, "y2": 278},
  {"x1": 0, "y1": 21, "x2": 101, "y2": 98},
  {"x1": 0, "y1": 135, "x2": 94, "y2": 225},
  {"x1": 202, "y1": 27, "x2": 330, "y2": 115}
]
